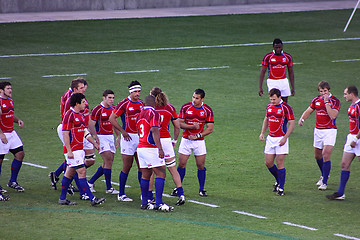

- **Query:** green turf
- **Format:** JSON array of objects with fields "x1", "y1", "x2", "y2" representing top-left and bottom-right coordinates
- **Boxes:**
[{"x1": 0, "y1": 9, "x2": 360, "y2": 240}]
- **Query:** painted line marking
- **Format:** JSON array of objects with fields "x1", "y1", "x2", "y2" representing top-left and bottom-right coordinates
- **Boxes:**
[
  {"x1": 331, "y1": 59, "x2": 360, "y2": 63},
  {"x1": 0, "y1": 77, "x2": 12, "y2": 80},
  {"x1": 233, "y1": 210, "x2": 267, "y2": 219},
  {"x1": 187, "y1": 199, "x2": 219, "y2": 208},
  {"x1": 334, "y1": 233, "x2": 360, "y2": 240},
  {"x1": 114, "y1": 70, "x2": 159, "y2": 74},
  {"x1": 1, "y1": 37, "x2": 359, "y2": 58},
  {"x1": 282, "y1": 222, "x2": 318, "y2": 231},
  {"x1": 42, "y1": 73, "x2": 87, "y2": 78},
  {"x1": 100, "y1": 180, "x2": 131, "y2": 188},
  {"x1": 0, "y1": 206, "x2": 299, "y2": 240},
  {"x1": 186, "y1": 66, "x2": 229, "y2": 71},
  {"x1": 3, "y1": 158, "x2": 48, "y2": 169}
]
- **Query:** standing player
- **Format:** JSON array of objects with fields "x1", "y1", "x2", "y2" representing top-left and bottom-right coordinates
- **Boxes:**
[
  {"x1": 59, "y1": 93, "x2": 105, "y2": 206},
  {"x1": 150, "y1": 87, "x2": 185, "y2": 205},
  {"x1": 87, "y1": 90, "x2": 120, "y2": 194},
  {"x1": 137, "y1": 95, "x2": 173, "y2": 211},
  {"x1": 259, "y1": 38, "x2": 295, "y2": 103},
  {"x1": 49, "y1": 78, "x2": 86, "y2": 190},
  {"x1": 109, "y1": 80, "x2": 143, "y2": 202},
  {"x1": 327, "y1": 86, "x2": 360, "y2": 200},
  {"x1": 0, "y1": 81, "x2": 25, "y2": 198},
  {"x1": 298, "y1": 81, "x2": 340, "y2": 190},
  {"x1": 177, "y1": 89, "x2": 214, "y2": 197},
  {"x1": 259, "y1": 88, "x2": 295, "y2": 196}
]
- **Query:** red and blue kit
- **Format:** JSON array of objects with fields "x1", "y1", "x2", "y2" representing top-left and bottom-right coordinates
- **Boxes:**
[
  {"x1": 309, "y1": 95, "x2": 341, "y2": 129},
  {"x1": 90, "y1": 103, "x2": 114, "y2": 135},
  {"x1": 348, "y1": 100, "x2": 360, "y2": 135},
  {"x1": 262, "y1": 51, "x2": 293, "y2": 80},
  {"x1": 113, "y1": 96, "x2": 144, "y2": 134},
  {"x1": 155, "y1": 104, "x2": 177, "y2": 138},
  {"x1": 64, "y1": 97, "x2": 89, "y2": 127},
  {"x1": 136, "y1": 106, "x2": 161, "y2": 148},
  {"x1": 266, "y1": 101, "x2": 294, "y2": 137},
  {"x1": 0, "y1": 97, "x2": 14, "y2": 133},
  {"x1": 178, "y1": 102, "x2": 214, "y2": 140},
  {"x1": 62, "y1": 108, "x2": 86, "y2": 153},
  {"x1": 60, "y1": 88, "x2": 72, "y2": 122}
]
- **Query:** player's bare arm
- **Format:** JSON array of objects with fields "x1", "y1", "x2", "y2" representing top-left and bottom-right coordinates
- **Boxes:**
[
  {"x1": 189, "y1": 122, "x2": 214, "y2": 140},
  {"x1": 114, "y1": 127, "x2": 121, "y2": 148},
  {"x1": 13, "y1": 115, "x2": 24, "y2": 129},
  {"x1": 109, "y1": 112, "x2": 131, "y2": 141},
  {"x1": 259, "y1": 116, "x2": 268, "y2": 141},
  {"x1": 150, "y1": 126, "x2": 164, "y2": 159},
  {"x1": 179, "y1": 118, "x2": 199, "y2": 130},
  {"x1": 298, "y1": 107, "x2": 314, "y2": 126},
  {"x1": 63, "y1": 130, "x2": 74, "y2": 159},
  {"x1": 88, "y1": 119, "x2": 100, "y2": 144},
  {"x1": 259, "y1": 66, "x2": 267, "y2": 97},
  {"x1": 288, "y1": 66, "x2": 295, "y2": 96},
  {"x1": 280, "y1": 120, "x2": 295, "y2": 146}
]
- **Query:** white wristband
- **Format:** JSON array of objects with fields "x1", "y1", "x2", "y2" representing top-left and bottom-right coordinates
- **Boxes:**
[
  {"x1": 171, "y1": 139, "x2": 177, "y2": 144},
  {"x1": 300, "y1": 118, "x2": 304, "y2": 123}
]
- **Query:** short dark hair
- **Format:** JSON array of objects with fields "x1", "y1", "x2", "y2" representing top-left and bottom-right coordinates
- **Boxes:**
[
  {"x1": 150, "y1": 87, "x2": 162, "y2": 97},
  {"x1": 144, "y1": 95, "x2": 155, "y2": 107},
  {"x1": 318, "y1": 81, "x2": 331, "y2": 91},
  {"x1": 347, "y1": 85, "x2": 358, "y2": 97},
  {"x1": 128, "y1": 80, "x2": 141, "y2": 88},
  {"x1": 194, "y1": 89, "x2": 205, "y2": 99},
  {"x1": 0, "y1": 81, "x2": 11, "y2": 90},
  {"x1": 70, "y1": 78, "x2": 84, "y2": 91},
  {"x1": 273, "y1": 38, "x2": 283, "y2": 45},
  {"x1": 269, "y1": 88, "x2": 281, "y2": 97},
  {"x1": 103, "y1": 89, "x2": 114, "y2": 97},
  {"x1": 70, "y1": 93, "x2": 85, "y2": 107}
]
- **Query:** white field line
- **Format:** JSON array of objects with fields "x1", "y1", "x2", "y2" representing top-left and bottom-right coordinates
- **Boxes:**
[
  {"x1": 282, "y1": 221, "x2": 318, "y2": 231},
  {"x1": 186, "y1": 66, "x2": 229, "y2": 71},
  {"x1": 42, "y1": 73, "x2": 87, "y2": 78},
  {"x1": 3, "y1": 158, "x2": 47, "y2": 169},
  {"x1": 0, "y1": 77, "x2": 12, "y2": 80},
  {"x1": 1, "y1": 38, "x2": 360, "y2": 58},
  {"x1": 334, "y1": 233, "x2": 360, "y2": 240},
  {"x1": 187, "y1": 199, "x2": 219, "y2": 208},
  {"x1": 232, "y1": 210, "x2": 267, "y2": 219},
  {"x1": 114, "y1": 70, "x2": 159, "y2": 74},
  {"x1": 331, "y1": 59, "x2": 360, "y2": 63}
]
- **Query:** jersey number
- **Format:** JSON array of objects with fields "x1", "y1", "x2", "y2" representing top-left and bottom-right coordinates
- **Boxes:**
[{"x1": 139, "y1": 124, "x2": 145, "y2": 138}]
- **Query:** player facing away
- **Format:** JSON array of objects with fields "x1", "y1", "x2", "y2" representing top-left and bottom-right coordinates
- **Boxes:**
[
  {"x1": 87, "y1": 90, "x2": 120, "y2": 194},
  {"x1": 259, "y1": 88, "x2": 295, "y2": 196},
  {"x1": 0, "y1": 81, "x2": 25, "y2": 201},
  {"x1": 327, "y1": 86, "x2": 360, "y2": 200},
  {"x1": 298, "y1": 81, "x2": 340, "y2": 190},
  {"x1": 109, "y1": 80, "x2": 144, "y2": 202},
  {"x1": 259, "y1": 38, "x2": 295, "y2": 103},
  {"x1": 59, "y1": 93, "x2": 105, "y2": 206},
  {"x1": 149, "y1": 87, "x2": 185, "y2": 206},
  {"x1": 177, "y1": 89, "x2": 214, "y2": 197},
  {"x1": 137, "y1": 95, "x2": 174, "y2": 212}
]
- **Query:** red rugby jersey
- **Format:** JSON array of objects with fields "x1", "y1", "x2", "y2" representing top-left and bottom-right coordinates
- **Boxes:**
[
  {"x1": 136, "y1": 106, "x2": 161, "y2": 148},
  {"x1": 155, "y1": 104, "x2": 177, "y2": 138},
  {"x1": 90, "y1": 103, "x2": 114, "y2": 135},
  {"x1": 348, "y1": 100, "x2": 360, "y2": 135},
  {"x1": 178, "y1": 102, "x2": 214, "y2": 140},
  {"x1": 0, "y1": 97, "x2": 14, "y2": 133},
  {"x1": 309, "y1": 94, "x2": 341, "y2": 129},
  {"x1": 113, "y1": 96, "x2": 144, "y2": 134},
  {"x1": 62, "y1": 108, "x2": 86, "y2": 153},
  {"x1": 266, "y1": 101, "x2": 294, "y2": 137},
  {"x1": 262, "y1": 51, "x2": 293, "y2": 80}
]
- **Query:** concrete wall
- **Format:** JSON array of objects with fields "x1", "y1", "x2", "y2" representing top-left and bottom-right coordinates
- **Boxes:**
[{"x1": 0, "y1": 0, "x2": 339, "y2": 13}]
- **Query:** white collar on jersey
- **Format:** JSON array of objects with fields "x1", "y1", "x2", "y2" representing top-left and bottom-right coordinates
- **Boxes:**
[
  {"x1": 143, "y1": 106, "x2": 154, "y2": 110},
  {"x1": 272, "y1": 50, "x2": 283, "y2": 55}
]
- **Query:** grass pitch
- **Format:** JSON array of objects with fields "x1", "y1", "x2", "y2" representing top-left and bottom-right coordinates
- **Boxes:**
[{"x1": 0, "y1": 9, "x2": 360, "y2": 239}]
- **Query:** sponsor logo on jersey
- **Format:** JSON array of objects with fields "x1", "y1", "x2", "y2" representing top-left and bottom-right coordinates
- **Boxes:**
[
  {"x1": 200, "y1": 111, "x2": 205, "y2": 116},
  {"x1": 187, "y1": 111, "x2": 193, "y2": 114},
  {"x1": 129, "y1": 107, "x2": 134, "y2": 111},
  {"x1": 277, "y1": 109, "x2": 282, "y2": 114},
  {"x1": 102, "y1": 113, "x2": 107, "y2": 117}
]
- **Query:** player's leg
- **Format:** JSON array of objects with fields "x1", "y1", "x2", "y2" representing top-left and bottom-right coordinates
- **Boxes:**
[
  {"x1": 134, "y1": 152, "x2": 142, "y2": 187},
  {"x1": 8, "y1": 146, "x2": 25, "y2": 191},
  {"x1": 265, "y1": 153, "x2": 278, "y2": 189},
  {"x1": 140, "y1": 167, "x2": 152, "y2": 207},
  {"x1": 275, "y1": 154, "x2": 286, "y2": 194},
  {"x1": 195, "y1": 154, "x2": 207, "y2": 196},
  {"x1": 177, "y1": 153, "x2": 190, "y2": 182},
  {"x1": 148, "y1": 172, "x2": 155, "y2": 203},
  {"x1": 152, "y1": 166, "x2": 166, "y2": 206},
  {"x1": 102, "y1": 151, "x2": 118, "y2": 194},
  {"x1": 60, "y1": 166, "x2": 77, "y2": 203},
  {"x1": 0, "y1": 156, "x2": 7, "y2": 194},
  {"x1": 118, "y1": 154, "x2": 134, "y2": 200},
  {"x1": 320, "y1": 145, "x2": 334, "y2": 190}
]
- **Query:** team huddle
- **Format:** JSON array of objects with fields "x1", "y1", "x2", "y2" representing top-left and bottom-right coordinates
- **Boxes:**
[
  {"x1": 0, "y1": 38, "x2": 358, "y2": 208},
  {"x1": 259, "y1": 39, "x2": 360, "y2": 200}
]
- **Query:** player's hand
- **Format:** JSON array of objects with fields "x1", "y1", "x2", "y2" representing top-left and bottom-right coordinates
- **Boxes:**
[
  {"x1": 67, "y1": 151, "x2": 74, "y2": 159},
  {"x1": 94, "y1": 136, "x2": 100, "y2": 145},
  {"x1": 115, "y1": 136, "x2": 120, "y2": 148},
  {"x1": 18, "y1": 120, "x2": 24, "y2": 129},
  {"x1": 0, "y1": 133, "x2": 8, "y2": 144},
  {"x1": 188, "y1": 135, "x2": 197, "y2": 140},
  {"x1": 298, "y1": 118, "x2": 304, "y2": 126},
  {"x1": 259, "y1": 133, "x2": 265, "y2": 141},
  {"x1": 258, "y1": 89, "x2": 263, "y2": 97},
  {"x1": 158, "y1": 149, "x2": 164, "y2": 159},
  {"x1": 350, "y1": 141, "x2": 356, "y2": 148},
  {"x1": 192, "y1": 123, "x2": 200, "y2": 130},
  {"x1": 123, "y1": 132, "x2": 132, "y2": 141},
  {"x1": 323, "y1": 93, "x2": 330, "y2": 102},
  {"x1": 279, "y1": 137, "x2": 287, "y2": 146},
  {"x1": 291, "y1": 89, "x2": 295, "y2": 96},
  {"x1": 93, "y1": 142, "x2": 100, "y2": 152}
]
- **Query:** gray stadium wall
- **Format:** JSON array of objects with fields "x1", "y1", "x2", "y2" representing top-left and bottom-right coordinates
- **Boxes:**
[{"x1": 0, "y1": 0, "x2": 340, "y2": 13}]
